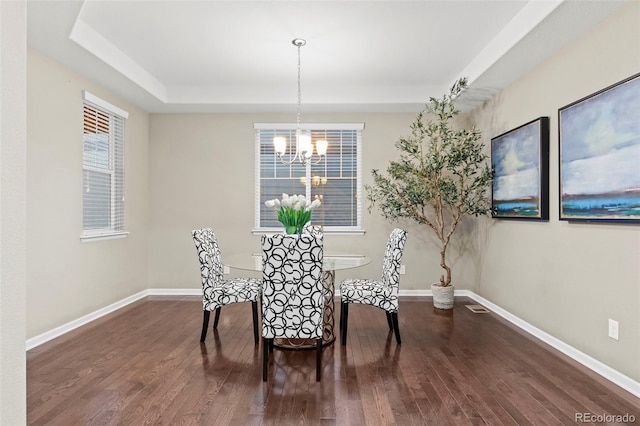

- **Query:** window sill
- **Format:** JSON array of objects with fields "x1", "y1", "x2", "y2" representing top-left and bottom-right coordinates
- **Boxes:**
[
  {"x1": 80, "y1": 232, "x2": 129, "y2": 243},
  {"x1": 252, "y1": 228, "x2": 365, "y2": 236}
]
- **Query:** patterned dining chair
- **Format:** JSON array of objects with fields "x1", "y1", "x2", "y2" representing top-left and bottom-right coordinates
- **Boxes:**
[
  {"x1": 302, "y1": 223, "x2": 323, "y2": 238},
  {"x1": 340, "y1": 228, "x2": 408, "y2": 345},
  {"x1": 261, "y1": 233, "x2": 324, "y2": 381},
  {"x1": 192, "y1": 228, "x2": 261, "y2": 344}
]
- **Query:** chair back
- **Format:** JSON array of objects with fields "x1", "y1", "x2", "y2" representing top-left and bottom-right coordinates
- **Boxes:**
[
  {"x1": 261, "y1": 234, "x2": 324, "y2": 339},
  {"x1": 381, "y1": 228, "x2": 408, "y2": 294},
  {"x1": 192, "y1": 228, "x2": 224, "y2": 297},
  {"x1": 302, "y1": 223, "x2": 323, "y2": 238}
]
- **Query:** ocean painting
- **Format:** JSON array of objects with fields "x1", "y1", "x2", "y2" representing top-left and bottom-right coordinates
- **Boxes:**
[
  {"x1": 491, "y1": 117, "x2": 549, "y2": 220},
  {"x1": 559, "y1": 73, "x2": 640, "y2": 222}
]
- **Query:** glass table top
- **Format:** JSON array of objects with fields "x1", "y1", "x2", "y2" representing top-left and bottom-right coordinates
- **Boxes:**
[{"x1": 223, "y1": 252, "x2": 371, "y2": 272}]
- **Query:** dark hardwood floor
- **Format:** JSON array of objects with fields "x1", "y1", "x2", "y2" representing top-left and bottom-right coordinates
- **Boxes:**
[{"x1": 27, "y1": 296, "x2": 640, "y2": 425}]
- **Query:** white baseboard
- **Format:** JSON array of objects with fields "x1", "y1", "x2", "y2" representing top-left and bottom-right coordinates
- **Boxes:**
[
  {"x1": 25, "y1": 287, "x2": 640, "y2": 399},
  {"x1": 398, "y1": 289, "x2": 432, "y2": 296},
  {"x1": 25, "y1": 288, "x2": 201, "y2": 350},
  {"x1": 460, "y1": 290, "x2": 640, "y2": 399},
  {"x1": 148, "y1": 288, "x2": 201, "y2": 296},
  {"x1": 26, "y1": 290, "x2": 150, "y2": 350}
]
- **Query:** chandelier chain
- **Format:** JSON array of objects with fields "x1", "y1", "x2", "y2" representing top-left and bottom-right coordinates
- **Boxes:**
[{"x1": 296, "y1": 42, "x2": 302, "y2": 132}]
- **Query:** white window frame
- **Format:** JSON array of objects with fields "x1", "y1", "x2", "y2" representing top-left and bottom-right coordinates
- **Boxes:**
[
  {"x1": 81, "y1": 91, "x2": 129, "y2": 242},
  {"x1": 253, "y1": 122, "x2": 364, "y2": 235}
]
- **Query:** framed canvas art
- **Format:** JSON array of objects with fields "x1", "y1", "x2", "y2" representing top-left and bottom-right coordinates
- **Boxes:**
[
  {"x1": 491, "y1": 117, "x2": 549, "y2": 220},
  {"x1": 559, "y1": 73, "x2": 640, "y2": 223}
]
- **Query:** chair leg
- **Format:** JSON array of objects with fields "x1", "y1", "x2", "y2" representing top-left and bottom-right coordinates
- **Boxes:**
[
  {"x1": 316, "y1": 338, "x2": 323, "y2": 382},
  {"x1": 386, "y1": 311, "x2": 393, "y2": 330},
  {"x1": 341, "y1": 302, "x2": 349, "y2": 346},
  {"x1": 251, "y1": 301, "x2": 259, "y2": 344},
  {"x1": 262, "y1": 337, "x2": 269, "y2": 382},
  {"x1": 391, "y1": 312, "x2": 401, "y2": 344},
  {"x1": 200, "y1": 310, "x2": 211, "y2": 342},
  {"x1": 213, "y1": 307, "x2": 221, "y2": 329},
  {"x1": 339, "y1": 301, "x2": 344, "y2": 333}
]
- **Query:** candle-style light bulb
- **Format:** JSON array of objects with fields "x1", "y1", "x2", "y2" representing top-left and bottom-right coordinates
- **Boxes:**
[{"x1": 273, "y1": 136, "x2": 287, "y2": 156}]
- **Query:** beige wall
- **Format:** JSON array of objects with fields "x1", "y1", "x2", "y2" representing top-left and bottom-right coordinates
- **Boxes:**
[
  {"x1": 148, "y1": 112, "x2": 452, "y2": 290},
  {"x1": 1, "y1": 1, "x2": 27, "y2": 423},
  {"x1": 26, "y1": 49, "x2": 150, "y2": 338},
  {"x1": 469, "y1": 2, "x2": 640, "y2": 381}
]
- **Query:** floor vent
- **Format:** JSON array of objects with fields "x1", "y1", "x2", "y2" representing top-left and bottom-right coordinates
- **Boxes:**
[{"x1": 466, "y1": 304, "x2": 490, "y2": 314}]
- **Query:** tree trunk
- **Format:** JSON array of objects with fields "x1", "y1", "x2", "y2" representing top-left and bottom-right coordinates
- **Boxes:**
[{"x1": 439, "y1": 246, "x2": 451, "y2": 286}]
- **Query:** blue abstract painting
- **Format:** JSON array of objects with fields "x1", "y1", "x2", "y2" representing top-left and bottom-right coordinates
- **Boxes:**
[
  {"x1": 559, "y1": 74, "x2": 640, "y2": 222},
  {"x1": 491, "y1": 117, "x2": 549, "y2": 220}
]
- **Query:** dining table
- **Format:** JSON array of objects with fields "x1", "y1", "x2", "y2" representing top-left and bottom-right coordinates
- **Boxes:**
[{"x1": 224, "y1": 251, "x2": 371, "y2": 349}]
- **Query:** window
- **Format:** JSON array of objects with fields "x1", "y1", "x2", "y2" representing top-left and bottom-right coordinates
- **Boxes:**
[
  {"x1": 255, "y1": 123, "x2": 363, "y2": 233},
  {"x1": 81, "y1": 91, "x2": 128, "y2": 240}
]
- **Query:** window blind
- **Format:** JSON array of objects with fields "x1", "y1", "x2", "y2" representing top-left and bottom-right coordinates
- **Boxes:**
[
  {"x1": 255, "y1": 123, "x2": 363, "y2": 231},
  {"x1": 82, "y1": 92, "x2": 127, "y2": 238}
]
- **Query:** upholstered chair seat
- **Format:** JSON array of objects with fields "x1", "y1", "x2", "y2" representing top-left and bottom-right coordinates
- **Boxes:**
[
  {"x1": 340, "y1": 279, "x2": 396, "y2": 312},
  {"x1": 202, "y1": 279, "x2": 261, "y2": 311}
]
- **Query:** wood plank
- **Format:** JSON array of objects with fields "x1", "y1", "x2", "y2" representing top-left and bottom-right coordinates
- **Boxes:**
[{"x1": 27, "y1": 296, "x2": 640, "y2": 424}]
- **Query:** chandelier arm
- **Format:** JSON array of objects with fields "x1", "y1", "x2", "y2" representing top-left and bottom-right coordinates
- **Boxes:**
[
  {"x1": 305, "y1": 154, "x2": 325, "y2": 166},
  {"x1": 277, "y1": 152, "x2": 299, "y2": 165},
  {"x1": 274, "y1": 134, "x2": 299, "y2": 164}
]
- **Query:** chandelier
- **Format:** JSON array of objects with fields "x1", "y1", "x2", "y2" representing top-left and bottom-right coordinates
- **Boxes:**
[{"x1": 273, "y1": 38, "x2": 327, "y2": 165}]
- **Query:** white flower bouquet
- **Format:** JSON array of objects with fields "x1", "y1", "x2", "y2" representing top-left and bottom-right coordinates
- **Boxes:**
[{"x1": 265, "y1": 193, "x2": 321, "y2": 234}]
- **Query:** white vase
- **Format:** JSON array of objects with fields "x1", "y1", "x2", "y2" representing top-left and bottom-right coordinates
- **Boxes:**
[{"x1": 431, "y1": 283, "x2": 454, "y2": 310}]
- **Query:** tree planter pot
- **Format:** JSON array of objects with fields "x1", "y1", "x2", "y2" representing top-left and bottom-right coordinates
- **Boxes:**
[{"x1": 431, "y1": 283, "x2": 454, "y2": 310}]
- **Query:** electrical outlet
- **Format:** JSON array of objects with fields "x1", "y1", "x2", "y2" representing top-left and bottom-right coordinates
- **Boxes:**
[
  {"x1": 608, "y1": 319, "x2": 619, "y2": 340},
  {"x1": 399, "y1": 265, "x2": 406, "y2": 275},
  {"x1": 223, "y1": 265, "x2": 230, "y2": 275}
]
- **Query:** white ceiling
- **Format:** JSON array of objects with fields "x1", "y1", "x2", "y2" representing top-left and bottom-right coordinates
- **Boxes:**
[{"x1": 27, "y1": 0, "x2": 629, "y2": 113}]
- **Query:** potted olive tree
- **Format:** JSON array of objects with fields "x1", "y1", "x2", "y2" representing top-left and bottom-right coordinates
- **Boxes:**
[{"x1": 365, "y1": 78, "x2": 492, "y2": 309}]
